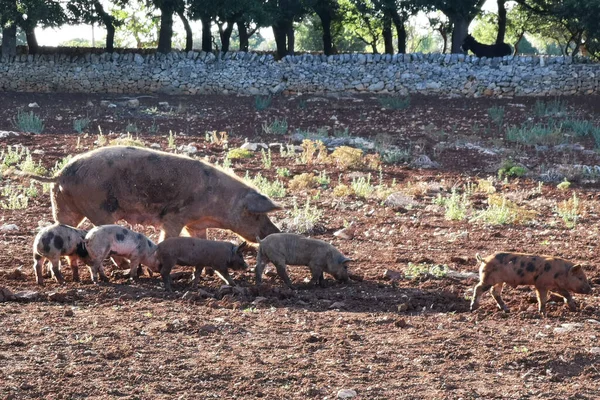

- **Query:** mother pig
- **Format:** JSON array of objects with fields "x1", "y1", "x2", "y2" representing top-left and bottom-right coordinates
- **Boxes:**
[{"x1": 26, "y1": 146, "x2": 281, "y2": 241}]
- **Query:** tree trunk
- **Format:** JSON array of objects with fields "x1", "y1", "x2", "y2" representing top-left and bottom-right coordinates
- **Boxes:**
[
  {"x1": 513, "y1": 31, "x2": 525, "y2": 55},
  {"x1": 1, "y1": 24, "x2": 17, "y2": 58},
  {"x1": 382, "y1": 17, "x2": 393, "y2": 54},
  {"x1": 94, "y1": 0, "x2": 115, "y2": 52},
  {"x1": 200, "y1": 15, "x2": 212, "y2": 52},
  {"x1": 287, "y1": 24, "x2": 295, "y2": 55},
  {"x1": 319, "y1": 13, "x2": 333, "y2": 55},
  {"x1": 177, "y1": 10, "x2": 193, "y2": 52},
  {"x1": 219, "y1": 22, "x2": 234, "y2": 53},
  {"x1": 24, "y1": 23, "x2": 39, "y2": 54},
  {"x1": 157, "y1": 3, "x2": 174, "y2": 53},
  {"x1": 496, "y1": 0, "x2": 507, "y2": 44},
  {"x1": 237, "y1": 21, "x2": 249, "y2": 51},
  {"x1": 273, "y1": 24, "x2": 288, "y2": 58},
  {"x1": 391, "y1": 12, "x2": 407, "y2": 54},
  {"x1": 450, "y1": 16, "x2": 469, "y2": 54}
]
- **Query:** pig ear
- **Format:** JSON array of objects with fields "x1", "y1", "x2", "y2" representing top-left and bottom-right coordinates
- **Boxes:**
[
  {"x1": 339, "y1": 256, "x2": 353, "y2": 264},
  {"x1": 244, "y1": 191, "x2": 283, "y2": 214},
  {"x1": 571, "y1": 264, "x2": 583, "y2": 274},
  {"x1": 235, "y1": 241, "x2": 248, "y2": 253}
]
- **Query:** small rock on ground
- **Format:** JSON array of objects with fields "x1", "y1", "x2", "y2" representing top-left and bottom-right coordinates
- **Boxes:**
[{"x1": 337, "y1": 389, "x2": 358, "y2": 399}]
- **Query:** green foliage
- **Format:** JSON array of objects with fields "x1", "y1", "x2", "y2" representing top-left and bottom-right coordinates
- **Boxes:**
[
  {"x1": 1, "y1": 183, "x2": 38, "y2": 210},
  {"x1": 284, "y1": 197, "x2": 323, "y2": 234},
  {"x1": 557, "y1": 179, "x2": 571, "y2": 190},
  {"x1": 168, "y1": 131, "x2": 177, "y2": 150},
  {"x1": 505, "y1": 121, "x2": 567, "y2": 146},
  {"x1": 487, "y1": 106, "x2": 504, "y2": 128},
  {"x1": 497, "y1": 160, "x2": 527, "y2": 179},
  {"x1": 534, "y1": 98, "x2": 567, "y2": 117},
  {"x1": 13, "y1": 110, "x2": 45, "y2": 134},
  {"x1": 435, "y1": 189, "x2": 469, "y2": 221},
  {"x1": 245, "y1": 172, "x2": 286, "y2": 198},
  {"x1": 351, "y1": 174, "x2": 374, "y2": 199},
  {"x1": 381, "y1": 148, "x2": 411, "y2": 164},
  {"x1": 73, "y1": 117, "x2": 90, "y2": 134},
  {"x1": 276, "y1": 167, "x2": 290, "y2": 177},
  {"x1": 262, "y1": 118, "x2": 288, "y2": 135},
  {"x1": 227, "y1": 148, "x2": 254, "y2": 160},
  {"x1": 19, "y1": 153, "x2": 47, "y2": 175},
  {"x1": 254, "y1": 95, "x2": 272, "y2": 111},
  {"x1": 404, "y1": 263, "x2": 449, "y2": 280},
  {"x1": 125, "y1": 122, "x2": 139, "y2": 134},
  {"x1": 379, "y1": 95, "x2": 411, "y2": 110},
  {"x1": 316, "y1": 171, "x2": 330, "y2": 187},
  {"x1": 1, "y1": 145, "x2": 27, "y2": 169},
  {"x1": 261, "y1": 148, "x2": 272, "y2": 169},
  {"x1": 556, "y1": 193, "x2": 581, "y2": 228}
]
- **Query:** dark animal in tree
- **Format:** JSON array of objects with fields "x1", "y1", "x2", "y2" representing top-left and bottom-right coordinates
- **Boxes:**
[{"x1": 461, "y1": 34, "x2": 511, "y2": 58}]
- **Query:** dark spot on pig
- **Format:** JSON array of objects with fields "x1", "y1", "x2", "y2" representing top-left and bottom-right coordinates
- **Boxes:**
[
  {"x1": 137, "y1": 234, "x2": 142, "y2": 240},
  {"x1": 517, "y1": 269, "x2": 524, "y2": 277},
  {"x1": 109, "y1": 250, "x2": 118, "y2": 255},
  {"x1": 53, "y1": 236, "x2": 64, "y2": 251},
  {"x1": 509, "y1": 256, "x2": 517, "y2": 264},
  {"x1": 495, "y1": 253, "x2": 509, "y2": 263},
  {"x1": 554, "y1": 272, "x2": 560, "y2": 279},
  {"x1": 520, "y1": 261, "x2": 525, "y2": 267},
  {"x1": 116, "y1": 233, "x2": 125, "y2": 242},
  {"x1": 122, "y1": 229, "x2": 128, "y2": 235},
  {"x1": 101, "y1": 195, "x2": 119, "y2": 213},
  {"x1": 63, "y1": 161, "x2": 81, "y2": 177},
  {"x1": 76, "y1": 242, "x2": 88, "y2": 258},
  {"x1": 41, "y1": 233, "x2": 54, "y2": 253},
  {"x1": 147, "y1": 239, "x2": 152, "y2": 248},
  {"x1": 147, "y1": 154, "x2": 161, "y2": 163},
  {"x1": 544, "y1": 263, "x2": 551, "y2": 272},
  {"x1": 107, "y1": 159, "x2": 114, "y2": 167},
  {"x1": 534, "y1": 274, "x2": 540, "y2": 281},
  {"x1": 526, "y1": 263, "x2": 535, "y2": 272}
]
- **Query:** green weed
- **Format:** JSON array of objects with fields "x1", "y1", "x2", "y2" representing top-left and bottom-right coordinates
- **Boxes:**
[
  {"x1": 255, "y1": 95, "x2": 272, "y2": 111},
  {"x1": 379, "y1": 95, "x2": 411, "y2": 110},
  {"x1": 73, "y1": 117, "x2": 90, "y2": 134},
  {"x1": 12, "y1": 110, "x2": 45, "y2": 134},
  {"x1": 262, "y1": 118, "x2": 288, "y2": 135}
]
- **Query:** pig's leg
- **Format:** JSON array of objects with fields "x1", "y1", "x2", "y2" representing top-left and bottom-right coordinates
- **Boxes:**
[
  {"x1": 272, "y1": 260, "x2": 295, "y2": 289},
  {"x1": 490, "y1": 283, "x2": 509, "y2": 313},
  {"x1": 192, "y1": 266, "x2": 204, "y2": 289},
  {"x1": 214, "y1": 269, "x2": 236, "y2": 286},
  {"x1": 33, "y1": 254, "x2": 44, "y2": 285},
  {"x1": 160, "y1": 261, "x2": 174, "y2": 292},
  {"x1": 254, "y1": 252, "x2": 267, "y2": 285},
  {"x1": 49, "y1": 257, "x2": 66, "y2": 285},
  {"x1": 534, "y1": 287, "x2": 548, "y2": 316},
  {"x1": 307, "y1": 264, "x2": 325, "y2": 287},
  {"x1": 65, "y1": 256, "x2": 80, "y2": 282},
  {"x1": 128, "y1": 257, "x2": 141, "y2": 281},
  {"x1": 551, "y1": 289, "x2": 577, "y2": 311},
  {"x1": 470, "y1": 282, "x2": 492, "y2": 311}
]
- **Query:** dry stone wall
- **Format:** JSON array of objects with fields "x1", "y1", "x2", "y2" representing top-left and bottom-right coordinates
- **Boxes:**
[{"x1": 0, "y1": 51, "x2": 598, "y2": 97}]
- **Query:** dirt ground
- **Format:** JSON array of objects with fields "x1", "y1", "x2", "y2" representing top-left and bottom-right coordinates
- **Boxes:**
[{"x1": 2, "y1": 92, "x2": 600, "y2": 399}]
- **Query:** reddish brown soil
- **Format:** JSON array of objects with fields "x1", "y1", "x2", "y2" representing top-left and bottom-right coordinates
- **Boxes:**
[{"x1": 2, "y1": 93, "x2": 600, "y2": 399}]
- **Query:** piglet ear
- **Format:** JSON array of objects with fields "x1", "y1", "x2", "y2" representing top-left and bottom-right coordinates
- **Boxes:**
[
  {"x1": 244, "y1": 191, "x2": 283, "y2": 214},
  {"x1": 235, "y1": 241, "x2": 248, "y2": 253},
  {"x1": 571, "y1": 264, "x2": 583, "y2": 274},
  {"x1": 339, "y1": 256, "x2": 353, "y2": 264}
]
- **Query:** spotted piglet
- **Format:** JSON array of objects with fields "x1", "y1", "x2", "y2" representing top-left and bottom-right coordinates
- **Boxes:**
[
  {"x1": 84, "y1": 225, "x2": 159, "y2": 284},
  {"x1": 470, "y1": 252, "x2": 592, "y2": 316},
  {"x1": 32, "y1": 223, "x2": 89, "y2": 285}
]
